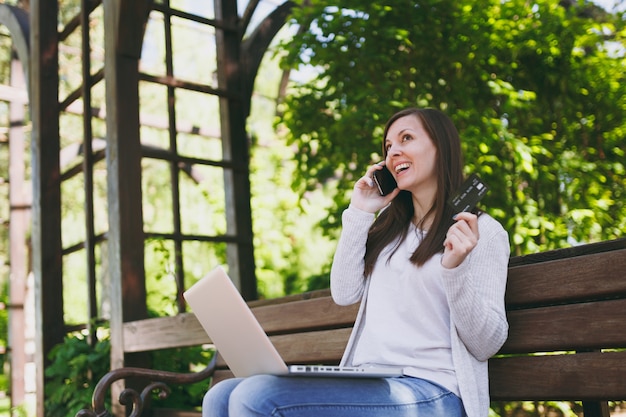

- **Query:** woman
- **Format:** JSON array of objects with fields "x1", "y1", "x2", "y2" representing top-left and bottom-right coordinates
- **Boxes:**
[{"x1": 202, "y1": 107, "x2": 509, "y2": 417}]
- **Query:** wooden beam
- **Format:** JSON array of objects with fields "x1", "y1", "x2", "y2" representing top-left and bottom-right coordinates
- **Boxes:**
[
  {"x1": 8, "y1": 55, "x2": 29, "y2": 413},
  {"x1": 103, "y1": 0, "x2": 151, "y2": 413},
  {"x1": 240, "y1": 1, "x2": 294, "y2": 117},
  {"x1": 29, "y1": 1, "x2": 64, "y2": 416},
  {"x1": 215, "y1": 0, "x2": 257, "y2": 300}
]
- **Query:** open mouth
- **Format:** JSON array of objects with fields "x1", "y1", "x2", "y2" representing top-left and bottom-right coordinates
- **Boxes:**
[{"x1": 395, "y1": 163, "x2": 411, "y2": 174}]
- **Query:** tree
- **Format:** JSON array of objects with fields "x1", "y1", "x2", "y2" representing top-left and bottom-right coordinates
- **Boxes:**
[{"x1": 278, "y1": 0, "x2": 626, "y2": 255}]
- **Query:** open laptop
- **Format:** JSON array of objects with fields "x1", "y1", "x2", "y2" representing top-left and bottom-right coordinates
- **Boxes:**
[{"x1": 183, "y1": 266, "x2": 404, "y2": 379}]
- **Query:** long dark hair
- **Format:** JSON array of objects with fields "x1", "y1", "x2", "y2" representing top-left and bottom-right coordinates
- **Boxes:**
[{"x1": 363, "y1": 108, "x2": 465, "y2": 277}]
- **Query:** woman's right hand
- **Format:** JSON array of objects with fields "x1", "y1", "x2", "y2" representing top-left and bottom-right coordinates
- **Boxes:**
[{"x1": 350, "y1": 163, "x2": 400, "y2": 213}]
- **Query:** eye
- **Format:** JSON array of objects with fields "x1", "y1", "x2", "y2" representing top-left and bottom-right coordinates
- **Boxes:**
[
  {"x1": 402, "y1": 133, "x2": 412, "y2": 142},
  {"x1": 384, "y1": 142, "x2": 391, "y2": 151}
]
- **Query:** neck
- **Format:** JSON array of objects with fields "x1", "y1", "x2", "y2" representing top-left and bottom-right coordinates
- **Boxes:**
[
  {"x1": 413, "y1": 211, "x2": 433, "y2": 230},
  {"x1": 411, "y1": 197, "x2": 434, "y2": 230}
]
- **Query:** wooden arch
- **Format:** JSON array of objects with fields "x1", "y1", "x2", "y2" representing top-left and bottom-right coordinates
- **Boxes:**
[{"x1": 0, "y1": 5, "x2": 30, "y2": 89}]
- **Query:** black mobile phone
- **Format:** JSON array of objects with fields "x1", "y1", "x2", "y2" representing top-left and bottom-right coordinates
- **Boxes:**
[{"x1": 373, "y1": 165, "x2": 397, "y2": 196}]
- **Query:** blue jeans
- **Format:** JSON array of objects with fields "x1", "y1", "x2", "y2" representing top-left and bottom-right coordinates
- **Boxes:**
[{"x1": 202, "y1": 375, "x2": 466, "y2": 417}]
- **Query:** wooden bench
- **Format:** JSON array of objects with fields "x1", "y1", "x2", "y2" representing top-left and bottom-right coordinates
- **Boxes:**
[{"x1": 77, "y1": 237, "x2": 626, "y2": 417}]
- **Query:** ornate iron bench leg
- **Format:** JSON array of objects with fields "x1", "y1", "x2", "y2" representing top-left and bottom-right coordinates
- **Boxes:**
[{"x1": 76, "y1": 355, "x2": 217, "y2": 417}]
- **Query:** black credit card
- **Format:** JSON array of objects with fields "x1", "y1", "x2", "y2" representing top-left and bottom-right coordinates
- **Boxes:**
[{"x1": 447, "y1": 173, "x2": 489, "y2": 214}]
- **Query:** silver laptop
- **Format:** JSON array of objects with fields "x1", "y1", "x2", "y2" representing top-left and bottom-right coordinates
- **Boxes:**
[{"x1": 183, "y1": 266, "x2": 404, "y2": 379}]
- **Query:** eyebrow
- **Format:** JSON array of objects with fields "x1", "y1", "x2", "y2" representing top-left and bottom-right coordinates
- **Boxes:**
[{"x1": 385, "y1": 128, "x2": 413, "y2": 143}]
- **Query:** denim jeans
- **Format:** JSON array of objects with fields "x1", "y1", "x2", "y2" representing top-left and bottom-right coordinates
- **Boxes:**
[{"x1": 202, "y1": 375, "x2": 466, "y2": 417}]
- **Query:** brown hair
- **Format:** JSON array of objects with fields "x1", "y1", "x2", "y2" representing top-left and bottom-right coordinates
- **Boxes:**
[{"x1": 363, "y1": 108, "x2": 465, "y2": 277}]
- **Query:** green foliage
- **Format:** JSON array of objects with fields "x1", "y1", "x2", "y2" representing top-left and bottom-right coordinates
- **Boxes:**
[
  {"x1": 247, "y1": 29, "x2": 338, "y2": 298},
  {"x1": 150, "y1": 346, "x2": 215, "y2": 410},
  {"x1": 43, "y1": 326, "x2": 215, "y2": 416},
  {"x1": 44, "y1": 331, "x2": 111, "y2": 417},
  {"x1": 490, "y1": 400, "x2": 583, "y2": 416},
  {"x1": 279, "y1": 0, "x2": 626, "y2": 255}
]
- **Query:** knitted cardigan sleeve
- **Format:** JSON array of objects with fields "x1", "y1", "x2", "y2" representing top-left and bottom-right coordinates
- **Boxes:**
[
  {"x1": 441, "y1": 215, "x2": 510, "y2": 361},
  {"x1": 330, "y1": 205, "x2": 375, "y2": 306}
]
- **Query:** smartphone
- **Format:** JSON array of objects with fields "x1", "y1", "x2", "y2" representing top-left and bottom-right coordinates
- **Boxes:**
[{"x1": 373, "y1": 165, "x2": 397, "y2": 196}]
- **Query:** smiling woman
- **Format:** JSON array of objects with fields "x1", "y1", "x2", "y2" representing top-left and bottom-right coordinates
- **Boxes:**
[{"x1": 201, "y1": 108, "x2": 510, "y2": 417}]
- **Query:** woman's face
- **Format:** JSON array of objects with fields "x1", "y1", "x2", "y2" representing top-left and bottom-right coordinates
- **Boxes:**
[{"x1": 384, "y1": 114, "x2": 438, "y2": 196}]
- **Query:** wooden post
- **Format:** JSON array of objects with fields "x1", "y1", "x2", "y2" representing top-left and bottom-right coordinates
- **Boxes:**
[
  {"x1": 102, "y1": 0, "x2": 151, "y2": 413},
  {"x1": 8, "y1": 54, "x2": 29, "y2": 414},
  {"x1": 0, "y1": 4, "x2": 32, "y2": 412},
  {"x1": 215, "y1": 0, "x2": 258, "y2": 301},
  {"x1": 29, "y1": 1, "x2": 64, "y2": 415}
]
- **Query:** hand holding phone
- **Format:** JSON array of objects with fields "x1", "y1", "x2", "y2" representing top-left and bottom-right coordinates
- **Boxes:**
[{"x1": 373, "y1": 165, "x2": 397, "y2": 196}]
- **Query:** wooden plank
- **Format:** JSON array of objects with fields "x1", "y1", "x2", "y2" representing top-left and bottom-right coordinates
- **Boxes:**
[
  {"x1": 212, "y1": 328, "x2": 351, "y2": 368},
  {"x1": 501, "y1": 298, "x2": 626, "y2": 354},
  {"x1": 123, "y1": 313, "x2": 210, "y2": 353},
  {"x1": 506, "y1": 249, "x2": 626, "y2": 307},
  {"x1": 248, "y1": 288, "x2": 331, "y2": 307},
  {"x1": 212, "y1": 350, "x2": 626, "y2": 399},
  {"x1": 508, "y1": 238, "x2": 626, "y2": 267},
  {"x1": 489, "y1": 350, "x2": 626, "y2": 400},
  {"x1": 123, "y1": 296, "x2": 357, "y2": 353},
  {"x1": 253, "y1": 297, "x2": 357, "y2": 334},
  {"x1": 272, "y1": 328, "x2": 350, "y2": 364}
]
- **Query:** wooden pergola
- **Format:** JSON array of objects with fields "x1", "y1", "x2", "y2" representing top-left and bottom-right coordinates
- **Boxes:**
[{"x1": 0, "y1": 0, "x2": 293, "y2": 415}]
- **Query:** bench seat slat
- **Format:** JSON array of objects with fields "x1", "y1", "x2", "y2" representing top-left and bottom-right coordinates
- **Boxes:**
[
  {"x1": 506, "y1": 249, "x2": 626, "y2": 307},
  {"x1": 124, "y1": 313, "x2": 209, "y2": 353},
  {"x1": 213, "y1": 350, "x2": 626, "y2": 400},
  {"x1": 124, "y1": 291, "x2": 626, "y2": 355},
  {"x1": 272, "y1": 328, "x2": 350, "y2": 364},
  {"x1": 214, "y1": 328, "x2": 351, "y2": 368},
  {"x1": 502, "y1": 298, "x2": 626, "y2": 353},
  {"x1": 253, "y1": 298, "x2": 357, "y2": 335},
  {"x1": 489, "y1": 350, "x2": 626, "y2": 400},
  {"x1": 123, "y1": 292, "x2": 357, "y2": 353}
]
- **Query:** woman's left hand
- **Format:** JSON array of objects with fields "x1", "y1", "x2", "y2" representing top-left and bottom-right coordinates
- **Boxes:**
[{"x1": 442, "y1": 212, "x2": 479, "y2": 269}]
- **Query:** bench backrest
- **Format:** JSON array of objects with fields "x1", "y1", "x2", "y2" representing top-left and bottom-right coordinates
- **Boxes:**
[{"x1": 122, "y1": 238, "x2": 626, "y2": 412}]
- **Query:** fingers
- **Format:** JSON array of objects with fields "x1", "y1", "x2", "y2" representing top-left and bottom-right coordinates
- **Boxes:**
[
  {"x1": 442, "y1": 212, "x2": 479, "y2": 269},
  {"x1": 446, "y1": 213, "x2": 479, "y2": 246},
  {"x1": 357, "y1": 162, "x2": 386, "y2": 190},
  {"x1": 453, "y1": 211, "x2": 479, "y2": 236},
  {"x1": 356, "y1": 174, "x2": 374, "y2": 188},
  {"x1": 351, "y1": 163, "x2": 397, "y2": 213}
]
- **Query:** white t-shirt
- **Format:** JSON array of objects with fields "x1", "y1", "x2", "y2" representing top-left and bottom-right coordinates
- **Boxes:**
[{"x1": 351, "y1": 225, "x2": 458, "y2": 395}]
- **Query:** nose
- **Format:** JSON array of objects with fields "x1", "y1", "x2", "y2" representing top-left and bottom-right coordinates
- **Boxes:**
[{"x1": 387, "y1": 141, "x2": 401, "y2": 156}]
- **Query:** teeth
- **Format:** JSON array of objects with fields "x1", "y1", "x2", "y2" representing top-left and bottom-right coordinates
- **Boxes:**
[{"x1": 395, "y1": 163, "x2": 411, "y2": 173}]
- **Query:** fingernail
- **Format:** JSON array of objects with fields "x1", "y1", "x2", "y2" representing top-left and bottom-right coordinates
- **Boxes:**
[{"x1": 452, "y1": 214, "x2": 458, "y2": 220}]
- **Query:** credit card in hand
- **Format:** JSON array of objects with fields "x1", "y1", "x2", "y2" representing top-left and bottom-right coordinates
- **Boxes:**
[{"x1": 447, "y1": 173, "x2": 489, "y2": 214}]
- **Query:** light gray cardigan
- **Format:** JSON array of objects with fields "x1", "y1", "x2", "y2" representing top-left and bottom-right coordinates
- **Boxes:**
[{"x1": 330, "y1": 206, "x2": 510, "y2": 417}]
